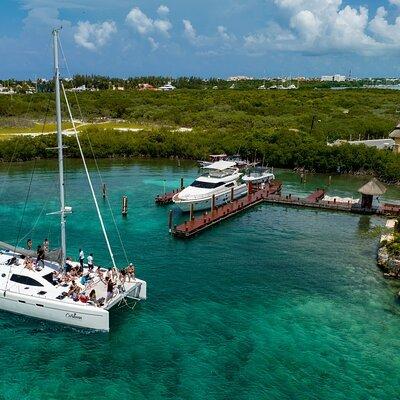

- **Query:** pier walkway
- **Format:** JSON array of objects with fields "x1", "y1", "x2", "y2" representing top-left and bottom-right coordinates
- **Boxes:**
[
  {"x1": 171, "y1": 181, "x2": 400, "y2": 238},
  {"x1": 172, "y1": 181, "x2": 282, "y2": 238}
]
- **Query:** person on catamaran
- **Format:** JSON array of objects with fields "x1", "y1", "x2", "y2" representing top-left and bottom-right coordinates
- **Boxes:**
[
  {"x1": 127, "y1": 263, "x2": 135, "y2": 282},
  {"x1": 102, "y1": 276, "x2": 115, "y2": 302},
  {"x1": 36, "y1": 245, "x2": 45, "y2": 268},
  {"x1": 43, "y1": 238, "x2": 49, "y2": 253},
  {"x1": 26, "y1": 238, "x2": 32, "y2": 250},
  {"x1": 65, "y1": 257, "x2": 74, "y2": 273},
  {"x1": 78, "y1": 248, "x2": 84, "y2": 272},
  {"x1": 87, "y1": 253, "x2": 94, "y2": 270},
  {"x1": 24, "y1": 257, "x2": 34, "y2": 271}
]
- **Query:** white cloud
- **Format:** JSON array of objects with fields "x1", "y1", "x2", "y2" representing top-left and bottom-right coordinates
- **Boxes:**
[
  {"x1": 183, "y1": 19, "x2": 197, "y2": 43},
  {"x1": 126, "y1": 7, "x2": 153, "y2": 35},
  {"x1": 217, "y1": 26, "x2": 236, "y2": 42},
  {"x1": 157, "y1": 5, "x2": 170, "y2": 16},
  {"x1": 244, "y1": 0, "x2": 400, "y2": 56},
  {"x1": 369, "y1": 6, "x2": 400, "y2": 44},
  {"x1": 154, "y1": 19, "x2": 172, "y2": 36},
  {"x1": 74, "y1": 21, "x2": 117, "y2": 51},
  {"x1": 126, "y1": 7, "x2": 172, "y2": 37},
  {"x1": 183, "y1": 20, "x2": 236, "y2": 50},
  {"x1": 148, "y1": 37, "x2": 159, "y2": 50}
]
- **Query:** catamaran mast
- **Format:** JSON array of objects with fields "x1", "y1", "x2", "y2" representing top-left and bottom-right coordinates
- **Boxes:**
[{"x1": 53, "y1": 29, "x2": 66, "y2": 269}]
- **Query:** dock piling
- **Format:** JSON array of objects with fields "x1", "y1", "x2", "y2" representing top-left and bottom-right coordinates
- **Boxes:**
[
  {"x1": 180, "y1": 177, "x2": 184, "y2": 190},
  {"x1": 168, "y1": 210, "x2": 173, "y2": 233},
  {"x1": 122, "y1": 195, "x2": 128, "y2": 216},
  {"x1": 102, "y1": 183, "x2": 107, "y2": 198}
]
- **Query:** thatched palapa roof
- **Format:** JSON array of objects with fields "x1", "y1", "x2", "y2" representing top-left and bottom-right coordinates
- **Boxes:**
[
  {"x1": 389, "y1": 123, "x2": 400, "y2": 139},
  {"x1": 358, "y1": 178, "x2": 386, "y2": 196}
]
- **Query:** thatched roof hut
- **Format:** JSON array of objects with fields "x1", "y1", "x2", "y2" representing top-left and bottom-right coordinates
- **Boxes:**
[
  {"x1": 358, "y1": 178, "x2": 386, "y2": 196},
  {"x1": 389, "y1": 123, "x2": 400, "y2": 139}
]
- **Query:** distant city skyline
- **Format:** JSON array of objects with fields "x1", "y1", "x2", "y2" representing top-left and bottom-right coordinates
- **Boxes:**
[{"x1": 1, "y1": 0, "x2": 400, "y2": 79}]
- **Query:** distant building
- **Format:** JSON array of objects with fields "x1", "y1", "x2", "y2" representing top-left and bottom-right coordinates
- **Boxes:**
[
  {"x1": 0, "y1": 84, "x2": 15, "y2": 95},
  {"x1": 328, "y1": 138, "x2": 394, "y2": 150},
  {"x1": 227, "y1": 76, "x2": 254, "y2": 82},
  {"x1": 138, "y1": 83, "x2": 156, "y2": 91},
  {"x1": 69, "y1": 85, "x2": 87, "y2": 92},
  {"x1": 321, "y1": 75, "x2": 346, "y2": 82}
]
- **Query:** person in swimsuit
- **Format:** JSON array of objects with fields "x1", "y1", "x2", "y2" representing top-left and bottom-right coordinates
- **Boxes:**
[{"x1": 103, "y1": 277, "x2": 115, "y2": 302}]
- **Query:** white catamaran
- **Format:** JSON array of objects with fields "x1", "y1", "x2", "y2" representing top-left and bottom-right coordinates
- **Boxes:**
[{"x1": 0, "y1": 30, "x2": 146, "y2": 331}]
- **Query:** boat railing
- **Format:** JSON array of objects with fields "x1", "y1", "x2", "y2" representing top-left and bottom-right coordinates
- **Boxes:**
[{"x1": 177, "y1": 184, "x2": 247, "y2": 201}]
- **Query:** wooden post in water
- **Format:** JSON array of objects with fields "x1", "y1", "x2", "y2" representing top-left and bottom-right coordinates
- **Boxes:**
[
  {"x1": 102, "y1": 183, "x2": 107, "y2": 199},
  {"x1": 211, "y1": 194, "x2": 216, "y2": 212},
  {"x1": 168, "y1": 209, "x2": 173, "y2": 233},
  {"x1": 122, "y1": 195, "x2": 128, "y2": 216},
  {"x1": 230, "y1": 187, "x2": 234, "y2": 202},
  {"x1": 189, "y1": 203, "x2": 194, "y2": 221},
  {"x1": 180, "y1": 177, "x2": 184, "y2": 190}
]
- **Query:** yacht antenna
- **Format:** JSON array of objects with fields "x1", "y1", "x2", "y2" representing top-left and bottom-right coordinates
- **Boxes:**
[{"x1": 53, "y1": 28, "x2": 67, "y2": 269}]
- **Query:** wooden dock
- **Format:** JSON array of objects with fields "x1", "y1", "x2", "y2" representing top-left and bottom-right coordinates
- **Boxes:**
[
  {"x1": 155, "y1": 178, "x2": 185, "y2": 205},
  {"x1": 171, "y1": 181, "x2": 400, "y2": 238},
  {"x1": 155, "y1": 189, "x2": 181, "y2": 205},
  {"x1": 172, "y1": 181, "x2": 282, "y2": 238}
]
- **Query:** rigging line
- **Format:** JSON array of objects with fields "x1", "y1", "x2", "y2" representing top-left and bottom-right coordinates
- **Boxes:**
[
  {"x1": 85, "y1": 138, "x2": 129, "y2": 264},
  {"x1": 58, "y1": 37, "x2": 129, "y2": 264},
  {"x1": 61, "y1": 82, "x2": 117, "y2": 269},
  {"x1": 13, "y1": 96, "x2": 52, "y2": 247},
  {"x1": 17, "y1": 195, "x2": 50, "y2": 246},
  {"x1": 13, "y1": 158, "x2": 37, "y2": 252},
  {"x1": 58, "y1": 37, "x2": 84, "y2": 123}
]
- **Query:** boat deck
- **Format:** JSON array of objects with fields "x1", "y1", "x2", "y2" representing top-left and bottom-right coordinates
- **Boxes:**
[{"x1": 0, "y1": 252, "x2": 143, "y2": 309}]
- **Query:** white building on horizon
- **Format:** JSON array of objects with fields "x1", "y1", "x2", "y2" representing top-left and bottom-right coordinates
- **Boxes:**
[
  {"x1": 321, "y1": 74, "x2": 347, "y2": 82},
  {"x1": 227, "y1": 76, "x2": 254, "y2": 81}
]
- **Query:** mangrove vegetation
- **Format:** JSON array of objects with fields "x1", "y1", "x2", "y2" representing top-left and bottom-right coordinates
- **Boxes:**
[{"x1": 0, "y1": 87, "x2": 399, "y2": 182}]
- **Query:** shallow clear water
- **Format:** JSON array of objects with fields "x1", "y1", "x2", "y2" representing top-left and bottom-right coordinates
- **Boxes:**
[{"x1": 0, "y1": 159, "x2": 400, "y2": 400}]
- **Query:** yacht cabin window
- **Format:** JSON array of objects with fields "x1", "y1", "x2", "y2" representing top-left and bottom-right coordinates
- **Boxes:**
[
  {"x1": 190, "y1": 181, "x2": 225, "y2": 189},
  {"x1": 10, "y1": 274, "x2": 43, "y2": 287}
]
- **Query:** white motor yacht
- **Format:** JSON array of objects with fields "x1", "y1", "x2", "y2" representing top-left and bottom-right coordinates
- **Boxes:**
[
  {"x1": 172, "y1": 160, "x2": 248, "y2": 212},
  {"x1": 0, "y1": 30, "x2": 146, "y2": 331},
  {"x1": 242, "y1": 166, "x2": 275, "y2": 184}
]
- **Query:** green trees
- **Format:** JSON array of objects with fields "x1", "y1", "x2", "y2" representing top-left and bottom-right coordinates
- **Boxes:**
[{"x1": 0, "y1": 87, "x2": 400, "y2": 182}]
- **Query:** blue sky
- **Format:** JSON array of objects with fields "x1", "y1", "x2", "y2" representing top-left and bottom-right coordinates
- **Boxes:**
[{"x1": 1, "y1": 0, "x2": 400, "y2": 79}]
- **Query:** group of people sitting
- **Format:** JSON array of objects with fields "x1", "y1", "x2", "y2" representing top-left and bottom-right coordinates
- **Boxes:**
[
  {"x1": 20, "y1": 241, "x2": 137, "y2": 307},
  {"x1": 57, "y1": 255, "x2": 136, "y2": 307}
]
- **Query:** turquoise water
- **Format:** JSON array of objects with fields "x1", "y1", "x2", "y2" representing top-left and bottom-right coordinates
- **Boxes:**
[{"x1": 1, "y1": 159, "x2": 400, "y2": 399}]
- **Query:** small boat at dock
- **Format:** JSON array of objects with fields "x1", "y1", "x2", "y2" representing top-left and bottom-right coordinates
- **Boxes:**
[{"x1": 242, "y1": 166, "x2": 275, "y2": 185}]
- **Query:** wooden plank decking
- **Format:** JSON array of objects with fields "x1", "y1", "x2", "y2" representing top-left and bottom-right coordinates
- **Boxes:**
[{"x1": 171, "y1": 181, "x2": 400, "y2": 238}]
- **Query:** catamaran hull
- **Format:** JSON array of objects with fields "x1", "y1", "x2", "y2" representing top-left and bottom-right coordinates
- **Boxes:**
[
  {"x1": 173, "y1": 184, "x2": 248, "y2": 212},
  {"x1": 0, "y1": 291, "x2": 110, "y2": 331}
]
